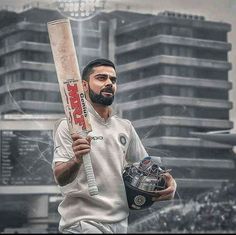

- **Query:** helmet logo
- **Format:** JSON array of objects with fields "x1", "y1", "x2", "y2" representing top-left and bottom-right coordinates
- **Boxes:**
[{"x1": 134, "y1": 195, "x2": 146, "y2": 206}]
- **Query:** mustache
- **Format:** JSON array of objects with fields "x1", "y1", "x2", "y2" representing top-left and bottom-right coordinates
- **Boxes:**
[{"x1": 100, "y1": 87, "x2": 114, "y2": 94}]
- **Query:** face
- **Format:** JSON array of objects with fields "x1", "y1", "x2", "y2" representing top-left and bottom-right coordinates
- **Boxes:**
[{"x1": 83, "y1": 65, "x2": 117, "y2": 106}]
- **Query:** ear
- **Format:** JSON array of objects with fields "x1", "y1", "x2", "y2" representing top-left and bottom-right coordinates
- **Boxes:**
[{"x1": 82, "y1": 80, "x2": 89, "y2": 92}]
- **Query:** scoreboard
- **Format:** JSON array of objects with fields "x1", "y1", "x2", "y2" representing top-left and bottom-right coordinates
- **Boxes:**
[
  {"x1": 0, "y1": 130, "x2": 54, "y2": 185},
  {"x1": 0, "y1": 116, "x2": 64, "y2": 194}
]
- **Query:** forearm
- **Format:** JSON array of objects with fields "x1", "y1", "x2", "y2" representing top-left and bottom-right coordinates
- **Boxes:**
[{"x1": 54, "y1": 157, "x2": 82, "y2": 186}]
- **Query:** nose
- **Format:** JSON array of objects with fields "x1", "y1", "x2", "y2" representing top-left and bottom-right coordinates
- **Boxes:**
[
  {"x1": 105, "y1": 83, "x2": 113, "y2": 88},
  {"x1": 103, "y1": 80, "x2": 114, "y2": 93},
  {"x1": 105, "y1": 78, "x2": 113, "y2": 87}
]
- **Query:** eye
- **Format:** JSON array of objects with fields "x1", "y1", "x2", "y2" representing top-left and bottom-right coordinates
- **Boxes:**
[
  {"x1": 110, "y1": 77, "x2": 117, "y2": 84},
  {"x1": 96, "y1": 75, "x2": 106, "y2": 81}
]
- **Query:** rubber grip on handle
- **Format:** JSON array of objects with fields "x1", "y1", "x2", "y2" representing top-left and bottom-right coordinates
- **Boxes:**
[{"x1": 83, "y1": 153, "x2": 99, "y2": 196}]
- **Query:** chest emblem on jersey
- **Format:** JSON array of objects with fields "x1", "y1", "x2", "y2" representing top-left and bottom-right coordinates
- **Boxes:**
[{"x1": 119, "y1": 133, "x2": 127, "y2": 146}]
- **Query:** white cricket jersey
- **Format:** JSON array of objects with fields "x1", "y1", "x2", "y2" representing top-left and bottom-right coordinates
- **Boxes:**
[{"x1": 53, "y1": 102, "x2": 148, "y2": 232}]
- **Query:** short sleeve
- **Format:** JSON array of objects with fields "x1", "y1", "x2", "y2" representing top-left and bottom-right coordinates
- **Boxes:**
[
  {"x1": 52, "y1": 119, "x2": 74, "y2": 169},
  {"x1": 126, "y1": 123, "x2": 148, "y2": 163}
]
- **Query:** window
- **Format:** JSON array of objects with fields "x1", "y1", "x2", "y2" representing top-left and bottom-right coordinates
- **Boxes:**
[
  {"x1": 24, "y1": 90, "x2": 32, "y2": 100},
  {"x1": 194, "y1": 29, "x2": 227, "y2": 42},
  {"x1": 171, "y1": 26, "x2": 193, "y2": 37}
]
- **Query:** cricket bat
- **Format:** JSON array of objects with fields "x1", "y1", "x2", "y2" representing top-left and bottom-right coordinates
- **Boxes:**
[{"x1": 47, "y1": 19, "x2": 98, "y2": 196}]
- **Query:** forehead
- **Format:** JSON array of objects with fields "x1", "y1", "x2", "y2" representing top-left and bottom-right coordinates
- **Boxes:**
[{"x1": 90, "y1": 66, "x2": 116, "y2": 77}]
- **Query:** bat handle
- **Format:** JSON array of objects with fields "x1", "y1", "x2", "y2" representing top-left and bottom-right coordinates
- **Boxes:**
[
  {"x1": 80, "y1": 131, "x2": 98, "y2": 196},
  {"x1": 83, "y1": 153, "x2": 99, "y2": 196}
]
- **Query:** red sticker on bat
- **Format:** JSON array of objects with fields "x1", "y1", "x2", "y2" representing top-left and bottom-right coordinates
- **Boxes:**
[{"x1": 67, "y1": 83, "x2": 86, "y2": 130}]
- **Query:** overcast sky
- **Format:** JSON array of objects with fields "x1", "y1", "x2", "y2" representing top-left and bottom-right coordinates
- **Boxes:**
[{"x1": 0, "y1": 0, "x2": 236, "y2": 126}]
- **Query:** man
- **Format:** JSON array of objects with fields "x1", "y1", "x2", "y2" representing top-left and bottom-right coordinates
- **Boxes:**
[{"x1": 53, "y1": 58, "x2": 177, "y2": 233}]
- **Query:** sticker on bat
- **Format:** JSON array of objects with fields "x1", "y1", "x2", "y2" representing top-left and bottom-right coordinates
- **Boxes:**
[{"x1": 66, "y1": 82, "x2": 87, "y2": 129}]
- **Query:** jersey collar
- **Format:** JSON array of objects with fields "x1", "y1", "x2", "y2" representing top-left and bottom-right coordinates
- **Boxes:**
[{"x1": 86, "y1": 100, "x2": 115, "y2": 124}]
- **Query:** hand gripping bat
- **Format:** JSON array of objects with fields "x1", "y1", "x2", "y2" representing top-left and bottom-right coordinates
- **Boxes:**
[{"x1": 47, "y1": 19, "x2": 98, "y2": 196}]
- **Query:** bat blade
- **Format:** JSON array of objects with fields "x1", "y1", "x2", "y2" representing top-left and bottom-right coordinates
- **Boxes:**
[{"x1": 47, "y1": 19, "x2": 98, "y2": 196}]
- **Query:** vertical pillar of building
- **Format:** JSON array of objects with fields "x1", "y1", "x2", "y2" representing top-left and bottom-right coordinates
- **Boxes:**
[
  {"x1": 107, "y1": 18, "x2": 121, "y2": 115},
  {"x1": 27, "y1": 195, "x2": 49, "y2": 230},
  {"x1": 77, "y1": 21, "x2": 84, "y2": 67},
  {"x1": 99, "y1": 21, "x2": 109, "y2": 58},
  {"x1": 108, "y1": 18, "x2": 117, "y2": 63}
]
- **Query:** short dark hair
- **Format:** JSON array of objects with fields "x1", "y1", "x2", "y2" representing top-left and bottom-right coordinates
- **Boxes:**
[{"x1": 82, "y1": 58, "x2": 116, "y2": 81}]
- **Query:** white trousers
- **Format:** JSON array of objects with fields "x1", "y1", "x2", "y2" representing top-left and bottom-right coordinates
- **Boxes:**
[{"x1": 62, "y1": 218, "x2": 128, "y2": 234}]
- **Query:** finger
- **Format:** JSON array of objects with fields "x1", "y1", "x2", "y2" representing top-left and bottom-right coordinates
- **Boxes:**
[
  {"x1": 152, "y1": 192, "x2": 175, "y2": 202},
  {"x1": 72, "y1": 134, "x2": 92, "y2": 143},
  {"x1": 160, "y1": 173, "x2": 177, "y2": 188},
  {"x1": 73, "y1": 144, "x2": 91, "y2": 152},
  {"x1": 86, "y1": 136, "x2": 92, "y2": 144},
  {"x1": 72, "y1": 138, "x2": 90, "y2": 147},
  {"x1": 74, "y1": 149, "x2": 91, "y2": 157},
  {"x1": 149, "y1": 177, "x2": 177, "y2": 196},
  {"x1": 155, "y1": 185, "x2": 176, "y2": 196},
  {"x1": 71, "y1": 134, "x2": 83, "y2": 141},
  {"x1": 159, "y1": 172, "x2": 172, "y2": 183},
  {"x1": 148, "y1": 187, "x2": 173, "y2": 197}
]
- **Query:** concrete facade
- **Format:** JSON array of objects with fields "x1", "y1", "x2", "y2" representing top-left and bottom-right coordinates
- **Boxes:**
[
  {"x1": 0, "y1": 7, "x2": 235, "y2": 232},
  {"x1": 0, "y1": 6, "x2": 235, "y2": 192}
]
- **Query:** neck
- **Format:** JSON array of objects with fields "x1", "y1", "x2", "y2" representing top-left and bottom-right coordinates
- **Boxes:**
[{"x1": 89, "y1": 101, "x2": 111, "y2": 120}]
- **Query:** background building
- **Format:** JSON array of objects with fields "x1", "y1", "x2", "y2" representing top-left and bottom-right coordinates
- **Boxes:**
[
  {"x1": 112, "y1": 10, "x2": 235, "y2": 197},
  {"x1": 0, "y1": 8, "x2": 63, "y2": 114},
  {"x1": 0, "y1": 3, "x2": 235, "y2": 233}
]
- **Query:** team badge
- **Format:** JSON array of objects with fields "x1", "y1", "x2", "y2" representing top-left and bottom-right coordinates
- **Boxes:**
[{"x1": 119, "y1": 134, "x2": 127, "y2": 146}]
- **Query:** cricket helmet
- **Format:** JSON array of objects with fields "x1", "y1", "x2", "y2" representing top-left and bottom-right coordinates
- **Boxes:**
[{"x1": 123, "y1": 156, "x2": 167, "y2": 210}]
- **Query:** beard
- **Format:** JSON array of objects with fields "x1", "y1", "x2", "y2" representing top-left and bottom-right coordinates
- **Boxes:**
[{"x1": 88, "y1": 86, "x2": 114, "y2": 106}]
